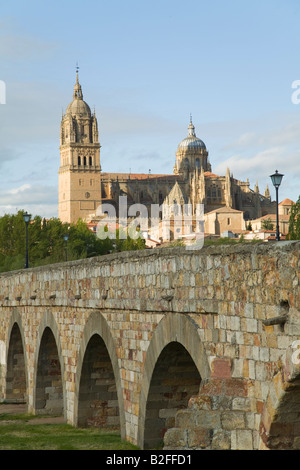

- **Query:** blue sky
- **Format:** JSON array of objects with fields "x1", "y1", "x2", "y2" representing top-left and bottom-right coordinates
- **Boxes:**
[{"x1": 0, "y1": 0, "x2": 300, "y2": 218}]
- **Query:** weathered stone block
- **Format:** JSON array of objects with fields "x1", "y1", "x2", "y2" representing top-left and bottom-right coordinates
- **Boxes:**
[
  {"x1": 211, "y1": 429, "x2": 231, "y2": 450},
  {"x1": 210, "y1": 357, "x2": 232, "y2": 378},
  {"x1": 187, "y1": 428, "x2": 213, "y2": 449},
  {"x1": 163, "y1": 428, "x2": 188, "y2": 448},
  {"x1": 221, "y1": 411, "x2": 245, "y2": 430}
]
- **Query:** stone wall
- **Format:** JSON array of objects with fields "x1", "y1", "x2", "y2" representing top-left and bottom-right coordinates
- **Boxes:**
[{"x1": 0, "y1": 241, "x2": 300, "y2": 449}]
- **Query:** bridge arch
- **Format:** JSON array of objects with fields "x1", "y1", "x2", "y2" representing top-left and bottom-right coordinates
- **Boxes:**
[
  {"x1": 260, "y1": 344, "x2": 300, "y2": 450},
  {"x1": 138, "y1": 312, "x2": 210, "y2": 449},
  {"x1": 33, "y1": 311, "x2": 65, "y2": 417},
  {"x1": 74, "y1": 311, "x2": 125, "y2": 439},
  {"x1": 5, "y1": 311, "x2": 27, "y2": 404}
]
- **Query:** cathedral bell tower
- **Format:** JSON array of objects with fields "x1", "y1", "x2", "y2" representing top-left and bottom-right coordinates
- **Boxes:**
[{"x1": 58, "y1": 70, "x2": 101, "y2": 224}]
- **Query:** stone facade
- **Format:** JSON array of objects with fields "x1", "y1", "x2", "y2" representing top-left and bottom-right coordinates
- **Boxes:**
[
  {"x1": 58, "y1": 75, "x2": 275, "y2": 230},
  {"x1": 59, "y1": 71, "x2": 101, "y2": 223},
  {"x1": 0, "y1": 242, "x2": 300, "y2": 449},
  {"x1": 204, "y1": 206, "x2": 245, "y2": 236}
]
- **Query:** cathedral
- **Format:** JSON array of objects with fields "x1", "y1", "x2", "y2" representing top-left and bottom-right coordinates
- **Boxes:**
[{"x1": 58, "y1": 72, "x2": 276, "y2": 237}]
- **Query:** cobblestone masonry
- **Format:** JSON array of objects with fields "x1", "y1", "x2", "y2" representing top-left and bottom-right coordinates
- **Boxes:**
[{"x1": 0, "y1": 241, "x2": 300, "y2": 449}]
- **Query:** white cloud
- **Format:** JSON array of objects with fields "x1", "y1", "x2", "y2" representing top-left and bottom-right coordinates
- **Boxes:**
[
  {"x1": 8, "y1": 184, "x2": 31, "y2": 195},
  {"x1": 220, "y1": 115, "x2": 300, "y2": 153},
  {"x1": 0, "y1": 183, "x2": 57, "y2": 218},
  {"x1": 216, "y1": 147, "x2": 290, "y2": 176}
]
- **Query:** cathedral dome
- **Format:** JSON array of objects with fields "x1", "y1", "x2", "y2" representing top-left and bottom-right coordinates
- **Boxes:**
[
  {"x1": 66, "y1": 99, "x2": 91, "y2": 118},
  {"x1": 65, "y1": 71, "x2": 91, "y2": 118},
  {"x1": 177, "y1": 119, "x2": 206, "y2": 152}
]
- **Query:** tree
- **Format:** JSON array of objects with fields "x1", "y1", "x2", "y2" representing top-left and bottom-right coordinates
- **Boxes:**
[
  {"x1": 0, "y1": 211, "x2": 146, "y2": 273},
  {"x1": 287, "y1": 196, "x2": 300, "y2": 240},
  {"x1": 109, "y1": 227, "x2": 146, "y2": 252},
  {"x1": 262, "y1": 218, "x2": 274, "y2": 231}
]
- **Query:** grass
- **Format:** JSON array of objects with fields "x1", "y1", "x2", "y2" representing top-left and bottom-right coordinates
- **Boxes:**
[{"x1": 0, "y1": 413, "x2": 140, "y2": 450}]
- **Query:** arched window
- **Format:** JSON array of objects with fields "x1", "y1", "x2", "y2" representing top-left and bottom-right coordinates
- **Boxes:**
[
  {"x1": 184, "y1": 158, "x2": 190, "y2": 169},
  {"x1": 89, "y1": 156, "x2": 92, "y2": 166},
  {"x1": 78, "y1": 156, "x2": 81, "y2": 166},
  {"x1": 195, "y1": 158, "x2": 200, "y2": 169},
  {"x1": 83, "y1": 156, "x2": 87, "y2": 166}
]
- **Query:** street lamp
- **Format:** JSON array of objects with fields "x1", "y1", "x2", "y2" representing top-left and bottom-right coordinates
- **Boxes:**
[
  {"x1": 270, "y1": 170, "x2": 284, "y2": 241},
  {"x1": 63, "y1": 234, "x2": 69, "y2": 262},
  {"x1": 23, "y1": 212, "x2": 31, "y2": 268}
]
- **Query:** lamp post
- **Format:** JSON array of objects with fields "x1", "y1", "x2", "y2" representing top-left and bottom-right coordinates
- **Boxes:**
[
  {"x1": 270, "y1": 170, "x2": 284, "y2": 241},
  {"x1": 23, "y1": 212, "x2": 31, "y2": 269},
  {"x1": 63, "y1": 235, "x2": 69, "y2": 262}
]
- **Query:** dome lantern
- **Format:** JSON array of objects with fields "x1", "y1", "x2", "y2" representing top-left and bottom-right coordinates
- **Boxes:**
[
  {"x1": 174, "y1": 118, "x2": 211, "y2": 175},
  {"x1": 177, "y1": 117, "x2": 206, "y2": 153},
  {"x1": 65, "y1": 70, "x2": 92, "y2": 118}
]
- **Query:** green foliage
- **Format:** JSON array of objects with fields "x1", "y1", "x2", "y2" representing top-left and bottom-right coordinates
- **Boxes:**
[
  {"x1": 261, "y1": 218, "x2": 274, "y2": 230},
  {"x1": 112, "y1": 227, "x2": 146, "y2": 252},
  {"x1": 0, "y1": 211, "x2": 146, "y2": 273},
  {"x1": 287, "y1": 196, "x2": 300, "y2": 240}
]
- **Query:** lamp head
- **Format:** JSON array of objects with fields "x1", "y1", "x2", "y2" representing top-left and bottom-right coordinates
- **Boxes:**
[
  {"x1": 23, "y1": 212, "x2": 31, "y2": 224},
  {"x1": 270, "y1": 170, "x2": 284, "y2": 189}
]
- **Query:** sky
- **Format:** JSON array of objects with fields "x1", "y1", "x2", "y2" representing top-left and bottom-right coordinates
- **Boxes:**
[{"x1": 0, "y1": 0, "x2": 300, "y2": 219}]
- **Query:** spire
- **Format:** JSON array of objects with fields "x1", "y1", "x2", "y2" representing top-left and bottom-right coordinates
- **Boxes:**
[
  {"x1": 225, "y1": 167, "x2": 232, "y2": 207},
  {"x1": 264, "y1": 184, "x2": 270, "y2": 199},
  {"x1": 188, "y1": 115, "x2": 196, "y2": 137},
  {"x1": 73, "y1": 64, "x2": 83, "y2": 100}
]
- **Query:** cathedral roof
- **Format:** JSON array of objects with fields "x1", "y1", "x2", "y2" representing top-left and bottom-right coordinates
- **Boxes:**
[
  {"x1": 204, "y1": 171, "x2": 219, "y2": 178},
  {"x1": 101, "y1": 172, "x2": 183, "y2": 182},
  {"x1": 65, "y1": 71, "x2": 92, "y2": 118},
  {"x1": 177, "y1": 118, "x2": 206, "y2": 152},
  {"x1": 205, "y1": 206, "x2": 244, "y2": 215}
]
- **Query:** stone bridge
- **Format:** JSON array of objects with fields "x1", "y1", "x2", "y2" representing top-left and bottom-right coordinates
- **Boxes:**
[{"x1": 0, "y1": 242, "x2": 300, "y2": 450}]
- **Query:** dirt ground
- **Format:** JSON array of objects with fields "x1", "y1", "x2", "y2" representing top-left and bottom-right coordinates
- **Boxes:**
[{"x1": 0, "y1": 403, "x2": 65, "y2": 424}]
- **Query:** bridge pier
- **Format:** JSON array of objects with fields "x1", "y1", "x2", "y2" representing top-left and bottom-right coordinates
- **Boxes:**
[{"x1": 164, "y1": 375, "x2": 255, "y2": 450}]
